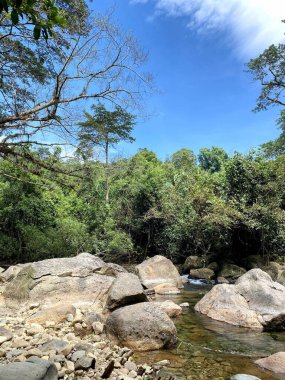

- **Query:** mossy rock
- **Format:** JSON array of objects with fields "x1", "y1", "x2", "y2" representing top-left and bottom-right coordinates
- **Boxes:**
[
  {"x1": 3, "y1": 265, "x2": 34, "y2": 303},
  {"x1": 218, "y1": 264, "x2": 246, "y2": 282}
]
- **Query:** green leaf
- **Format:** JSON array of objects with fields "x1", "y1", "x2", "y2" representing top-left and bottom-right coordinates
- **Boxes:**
[
  {"x1": 11, "y1": 9, "x2": 19, "y2": 25},
  {"x1": 33, "y1": 25, "x2": 41, "y2": 40}
]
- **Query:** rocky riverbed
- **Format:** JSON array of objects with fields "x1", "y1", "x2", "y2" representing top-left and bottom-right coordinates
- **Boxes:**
[
  {"x1": 1, "y1": 253, "x2": 285, "y2": 380},
  {"x1": 0, "y1": 253, "x2": 183, "y2": 379},
  {"x1": 0, "y1": 303, "x2": 170, "y2": 380}
]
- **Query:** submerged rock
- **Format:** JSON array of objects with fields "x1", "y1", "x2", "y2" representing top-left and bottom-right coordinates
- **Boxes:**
[
  {"x1": 195, "y1": 269, "x2": 285, "y2": 330},
  {"x1": 153, "y1": 283, "x2": 181, "y2": 295},
  {"x1": 255, "y1": 352, "x2": 285, "y2": 374},
  {"x1": 105, "y1": 302, "x2": 177, "y2": 351},
  {"x1": 231, "y1": 375, "x2": 261, "y2": 380},
  {"x1": 135, "y1": 255, "x2": 182, "y2": 289}
]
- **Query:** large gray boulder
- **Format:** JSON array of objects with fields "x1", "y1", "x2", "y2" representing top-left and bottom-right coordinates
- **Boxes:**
[
  {"x1": 105, "y1": 302, "x2": 177, "y2": 351},
  {"x1": 135, "y1": 255, "x2": 182, "y2": 289},
  {"x1": 195, "y1": 269, "x2": 285, "y2": 330},
  {"x1": 29, "y1": 252, "x2": 105, "y2": 278},
  {"x1": 2, "y1": 253, "x2": 114, "y2": 307},
  {"x1": 105, "y1": 272, "x2": 147, "y2": 311},
  {"x1": 0, "y1": 357, "x2": 58, "y2": 380}
]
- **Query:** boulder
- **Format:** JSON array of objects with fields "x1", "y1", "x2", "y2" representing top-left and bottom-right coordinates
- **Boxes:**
[
  {"x1": 153, "y1": 283, "x2": 181, "y2": 295},
  {"x1": 218, "y1": 264, "x2": 246, "y2": 282},
  {"x1": 182, "y1": 256, "x2": 207, "y2": 272},
  {"x1": 135, "y1": 255, "x2": 182, "y2": 289},
  {"x1": 152, "y1": 300, "x2": 182, "y2": 318},
  {"x1": 262, "y1": 262, "x2": 285, "y2": 286},
  {"x1": 195, "y1": 283, "x2": 263, "y2": 329},
  {"x1": 3, "y1": 253, "x2": 114, "y2": 307},
  {"x1": 105, "y1": 302, "x2": 177, "y2": 351},
  {"x1": 0, "y1": 357, "x2": 58, "y2": 380},
  {"x1": 105, "y1": 272, "x2": 147, "y2": 311},
  {"x1": 255, "y1": 352, "x2": 285, "y2": 374},
  {"x1": 195, "y1": 269, "x2": 285, "y2": 330},
  {"x1": 29, "y1": 252, "x2": 105, "y2": 278},
  {"x1": 189, "y1": 268, "x2": 215, "y2": 281}
]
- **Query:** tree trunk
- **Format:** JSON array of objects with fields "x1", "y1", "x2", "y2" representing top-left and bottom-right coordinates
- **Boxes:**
[{"x1": 105, "y1": 140, "x2": 109, "y2": 203}]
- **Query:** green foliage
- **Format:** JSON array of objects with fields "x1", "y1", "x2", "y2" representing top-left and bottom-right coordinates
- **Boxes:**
[
  {"x1": 1, "y1": 143, "x2": 285, "y2": 265},
  {"x1": 198, "y1": 146, "x2": 228, "y2": 173},
  {"x1": 0, "y1": 0, "x2": 83, "y2": 39}
]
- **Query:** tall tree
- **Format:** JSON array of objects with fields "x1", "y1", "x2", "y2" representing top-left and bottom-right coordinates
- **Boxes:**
[
  {"x1": 247, "y1": 42, "x2": 285, "y2": 156},
  {"x1": 0, "y1": 7, "x2": 150, "y2": 175},
  {"x1": 78, "y1": 103, "x2": 135, "y2": 202}
]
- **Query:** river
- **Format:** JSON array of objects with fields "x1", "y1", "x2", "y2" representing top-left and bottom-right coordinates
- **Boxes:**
[{"x1": 135, "y1": 281, "x2": 285, "y2": 380}]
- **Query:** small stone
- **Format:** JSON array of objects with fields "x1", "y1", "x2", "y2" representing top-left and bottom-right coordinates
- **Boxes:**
[
  {"x1": 29, "y1": 303, "x2": 40, "y2": 309},
  {"x1": 179, "y1": 302, "x2": 190, "y2": 308},
  {"x1": 60, "y1": 343, "x2": 73, "y2": 356},
  {"x1": 66, "y1": 314, "x2": 74, "y2": 322},
  {"x1": 55, "y1": 361, "x2": 61, "y2": 371},
  {"x1": 12, "y1": 338, "x2": 29, "y2": 348},
  {"x1": 124, "y1": 361, "x2": 137, "y2": 372},
  {"x1": 92, "y1": 322, "x2": 104, "y2": 335},
  {"x1": 93, "y1": 341, "x2": 106, "y2": 349},
  {"x1": 65, "y1": 360, "x2": 75, "y2": 373},
  {"x1": 128, "y1": 370, "x2": 137, "y2": 378},
  {"x1": 154, "y1": 359, "x2": 170, "y2": 366},
  {"x1": 65, "y1": 333, "x2": 76, "y2": 341},
  {"x1": 71, "y1": 350, "x2": 86, "y2": 362},
  {"x1": 45, "y1": 321, "x2": 56, "y2": 328},
  {"x1": 74, "y1": 356, "x2": 95, "y2": 370},
  {"x1": 26, "y1": 323, "x2": 44, "y2": 336},
  {"x1": 119, "y1": 368, "x2": 129, "y2": 375},
  {"x1": 25, "y1": 348, "x2": 43, "y2": 357}
]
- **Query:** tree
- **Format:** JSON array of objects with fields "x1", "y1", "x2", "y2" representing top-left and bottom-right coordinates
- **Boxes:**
[
  {"x1": 247, "y1": 43, "x2": 285, "y2": 156},
  {"x1": 78, "y1": 103, "x2": 135, "y2": 202},
  {"x1": 0, "y1": 0, "x2": 88, "y2": 39},
  {"x1": 198, "y1": 146, "x2": 228, "y2": 173},
  {"x1": 247, "y1": 44, "x2": 285, "y2": 112},
  {"x1": 0, "y1": 8, "x2": 150, "y2": 175},
  {"x1": 170, "y1": 148, "x2": 196, "y2": 170}
]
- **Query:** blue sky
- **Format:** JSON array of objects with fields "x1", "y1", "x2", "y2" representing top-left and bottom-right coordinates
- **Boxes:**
[{"x1": 91, "y1": 0, "x2": 285, "y2": 159}]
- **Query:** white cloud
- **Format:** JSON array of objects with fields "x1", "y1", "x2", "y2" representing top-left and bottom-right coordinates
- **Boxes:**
[{"x1": 131, "y1": 0, "x2": 285, "y2": 57}]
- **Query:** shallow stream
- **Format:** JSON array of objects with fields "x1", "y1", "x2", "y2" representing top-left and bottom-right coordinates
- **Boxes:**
[{"x1": 135, "y1": 281, "x2": 285, "y2": 380}]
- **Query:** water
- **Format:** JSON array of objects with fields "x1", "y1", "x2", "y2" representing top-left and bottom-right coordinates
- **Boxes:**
[{"x1": 135, "y1": 281, "x2": 285, "y2": 380}]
